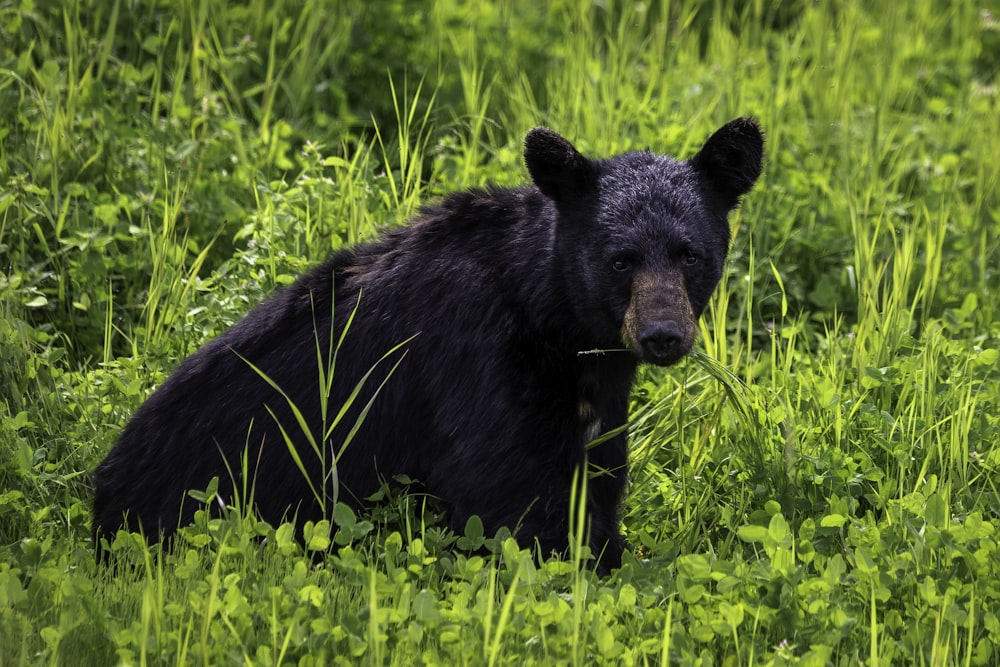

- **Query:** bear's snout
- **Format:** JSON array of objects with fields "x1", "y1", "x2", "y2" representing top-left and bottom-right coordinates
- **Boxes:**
[
  {"x1": 637, "y1": 320, "x2": 690, "y2": 366},
  {"x1": 620, "y1": 269, "x2": 698, "y2": 367}
]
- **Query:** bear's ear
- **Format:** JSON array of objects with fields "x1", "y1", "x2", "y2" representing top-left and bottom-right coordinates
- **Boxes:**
[
  {"x1": 689, "y1": 117, "x2": 765, "y2": 210},
  {"x1": 524, "y1": 128, "x2": 597, "y2": 202}
]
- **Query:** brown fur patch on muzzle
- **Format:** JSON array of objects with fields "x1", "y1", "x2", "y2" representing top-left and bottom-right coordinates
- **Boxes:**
[{"x1": 620, "y1": 270, "x2": 698, "y2": 366}]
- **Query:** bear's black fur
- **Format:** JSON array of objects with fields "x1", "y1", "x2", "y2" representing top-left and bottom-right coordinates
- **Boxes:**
[{"x1": 93, "y1": 119, "x2": 764, "y2": 572}]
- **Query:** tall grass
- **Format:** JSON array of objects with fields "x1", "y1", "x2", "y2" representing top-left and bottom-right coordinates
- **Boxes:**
[{"x1": 1, "y1": 0, "x2": 998, "y2": 664}]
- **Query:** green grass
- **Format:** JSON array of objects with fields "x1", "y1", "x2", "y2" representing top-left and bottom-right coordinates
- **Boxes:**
[{"x1": 2, "y1": 0, "x2": 999, "y2": 664}]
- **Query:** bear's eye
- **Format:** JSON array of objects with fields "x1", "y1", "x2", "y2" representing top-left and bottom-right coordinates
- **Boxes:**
[
  {"x1": 683, "y1": 251, "x2": 699, "y2": 266},
  {"x1": 611, "y1": 257, "x2": 633, "y2": 272}
]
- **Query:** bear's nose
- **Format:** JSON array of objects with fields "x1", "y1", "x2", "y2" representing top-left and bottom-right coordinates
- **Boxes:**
[{"x1": 638, "y1": 321, "x2": 687, "y2": 365}]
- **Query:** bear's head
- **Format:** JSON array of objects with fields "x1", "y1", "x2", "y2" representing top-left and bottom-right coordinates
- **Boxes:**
[{"x1": 524, "y1": 119, "x2": 764, "y2": 366}]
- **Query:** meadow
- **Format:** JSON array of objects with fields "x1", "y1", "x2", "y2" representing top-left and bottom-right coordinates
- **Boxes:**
[{"x1": 1, "y1": 0, "x2": 999, "y2": 664}]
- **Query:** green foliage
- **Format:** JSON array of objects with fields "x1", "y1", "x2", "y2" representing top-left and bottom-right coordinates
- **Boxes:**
[{"x1": 2, "y1": 0, "x2": 999, "y2": 664}]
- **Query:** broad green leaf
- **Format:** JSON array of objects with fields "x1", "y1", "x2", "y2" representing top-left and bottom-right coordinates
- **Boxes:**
[{"x1": 737, "y1": 525, "x2": 768, "y2": 544}]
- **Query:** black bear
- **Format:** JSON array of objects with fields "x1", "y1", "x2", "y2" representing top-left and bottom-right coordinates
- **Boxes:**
[{"x1": 93, "y1": 119, "x2": 764, "y2": 572}]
